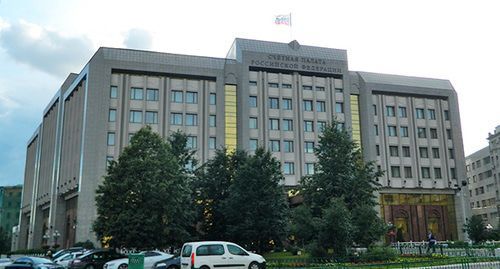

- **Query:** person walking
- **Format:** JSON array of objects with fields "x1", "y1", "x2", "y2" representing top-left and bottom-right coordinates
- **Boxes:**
[{"x1": 426, "y1": 231, "x2": 437, "y2": 254}]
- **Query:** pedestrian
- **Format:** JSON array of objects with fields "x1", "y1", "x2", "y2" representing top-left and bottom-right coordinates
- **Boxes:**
[
  {"x1": 426, "y1": 231, "x2": 437, "y2": 254},
  {"x1": 45, "y1": 249, "x2": 53, "y2": 260}
]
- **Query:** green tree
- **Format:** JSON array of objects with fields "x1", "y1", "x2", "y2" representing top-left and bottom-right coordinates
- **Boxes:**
[
  {"x1": 0, "y1": 227, "x2": 10, "y2": 255},
  {"x1": 290, "y1": 205, "x2": 317, "y2": 248},
  {"x1": 465, "y1": 215, "x2": 487, "y2": 243},
  {"x1": 351, "y1": 204, "x2": 386, "y2": 247},
  {"x1": 223, "y1": 148, "x2": 289, "y2": 253},
  {"x1": 317, "y1": 199, "x2": 352, "y2": 257},
  {"x1": 93, "y1": 126, "x2": 195, "y2": 248}
]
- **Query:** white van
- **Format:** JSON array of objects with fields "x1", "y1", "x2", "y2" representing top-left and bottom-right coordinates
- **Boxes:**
[{"x1": 180, "y1": 241, "x2": 265, "y2": 269}]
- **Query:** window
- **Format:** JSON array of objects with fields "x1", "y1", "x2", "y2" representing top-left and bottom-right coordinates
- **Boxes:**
[
  {"x1": 209, "y1": 137, "x2": 216, "y2": 149},
  {"x1": 428, "y1": 109, "x2": 436, "y2": 120},
  {"x1": 302, "y1": 85, "x2": 312, "y2": 91},
  {"x1": 227, "y1": 245, "x2": 247, "y2": 256},
  {"x1": 386, "y1": 106, "x2": 395, "y2": 117},
  {"x1": 305, "y1": 141, "x2": 315, "y2": 153},
  {"x1": 416, "y1": 108, "x2": 425, "y2": 119},
  {"x1": 186, "y1": 136, "x2": 197, "y2": 149},
  {"x1": 282, "y1": 83, "x2": 292, "y2": 88},
  {"x1": 186, "y1": 114, "x2": 198, "y2": 126},
  {"x1": 283, "y1": 119, "x2": 293, "y2": 131},
  {"x1": 110, "y1": 86, "x2": 118, "y2": 99},
  {"x1": 108, "y1": 109, "x2": 116, "y2": 122},
  {"x1": 446, "y1": 129, "x2": 452, "y2": 140},
  {"x1": 398, "y1": 106, "x2": 407, "y2": 118},
  {"x1": 269, "y1": 97, "x2": 279, "y2": 109},
  {"x1": 374, "y1": 125, "x2": 379, "y2": 136},
  {"x1": 432, "y1": 148, "x2": 440, "y2": 159},
  {"x1": 388, "y1": 126, "x2": 397, "y2": 137},
  {"x1": 400, "y1": 126, "x2": 408, "y2": 137},
  {"x1": 283, "y1": 98, "x2": 292, "y2": 110},
  {"x1": 444, "y1": 110, "x2": 450, "y2": 121},
  {"x1": 283, "y1": 162, "x2": 295, "y2": 175},
  {"x1": 404, "y1": 167, "x2": 412, "y2": 178},
  {"x1": 130, "y1": 87, "x2": 143, "y2": 100},
  {"x1": 129, "y1": 110, "x2": 143, "y2": 123},
  {"x1": 303, "y1": 100, "x2": 313, "y2": 111},
  {"x1": 305, "y1": 163, "x2": 315, "y2": 175},
  {"x1": 269, "y1": 118, "x2": 280, "y2": 130},
  {"x1": 249, "y1": 81, "x2": 257, "y2": 86},
  {"x1": 434, "y1": 168, "x2": 442, "y2": 179},
  {"x1": 269, "y1": 140, "x2": 280, "y2": 152},
  {"x1": 304, "y1": 121, "x2": 314, "y2": 132},
  {"x1": 170, "y1": 113, "x2": 183, "y2": 125},
  {"x1": 419, "y1": 147, "x2": 429, "y2": 158},
  {"x1": 145, "y1": 111, "x2": 158, "y2": 124},
  {"x1": 376, "y1": 145, "x2": 380, "y2": 156},
  {"x1": 249, "y1": 96, "x2": 257, "y2": 107},
  {"x1": 284, "y1": 140, "x2": 294, "y2": 152},
  {"x1": 146, "y1": 88, "x2": 159, "y2": 101},
  {"x1": 186, "y1": 91, "x2": 198, "y2": 104},
  {"x1": 373, "y1": 105, "x2": 377, "y2": 115},
  {"x1": 391, "y1": 166, "x2": 401, "y2": 178},
  {"x1": 417, "y1": 127, "x2": 427, "y2": 138},
  {"x1": 249, "y1": 117, "x2": 258, "y2": 129},
  {"x1": 209, "y1": 115, "x2": 216, "y2": 127},
  {"x1": 316, "y1": 101, "x2": 326, "y2": 112},
  {"x1": 315, "y1": 86, "x2": 325, "y2": 91},
  {"x1": 421, "y1": 167, "x2": 431, "y2": 178},
  {"x1": 209, "y1": 93, "x2": 216, "y2": 105},
  {"x1": 107, "y1": 132, "x2": 115, "y2": 146},
  {"x1": 318, "y1": 121, "x2": 326, "y2": 132},
  {"x1": 389, "y1": 146, "x2": 399, "y2": 157},
  {"x1": 249, "y1": 139, "x2": 258, "y2": 150},
  {"x1": 171, "y1": 90, "x2": 183, "y2": 103},
  {"x1": 449, "y1": 148, "x2": 455, "y2": 159},
  {"x1": 335, "y1": 102, "x2": 344, "y2": 113},
  {"x1": 196, "y1": 244, "x2": 224, "y2": 256},
  {"x1": 268, "y1": 82, "x2": 279, "y2": 88},
  {"x1": 430, "y1": 128, "x2": 438, "y2": 139}
]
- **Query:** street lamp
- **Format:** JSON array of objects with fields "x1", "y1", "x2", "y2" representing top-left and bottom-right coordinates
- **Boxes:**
[
  {"x1": 53, "y1": 230, "x2": 61, "y2": 248},
  {"x1": 43, "y1": 233, "x2": 50, "y2": 245}
]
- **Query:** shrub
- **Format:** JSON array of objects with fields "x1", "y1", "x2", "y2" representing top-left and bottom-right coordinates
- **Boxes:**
[
  {"x1": 359, "y1": 247, "x2": 398, "y2": 262},
  {"x1": 306, "y1": 242, "x2": 328, "y2": 258}
]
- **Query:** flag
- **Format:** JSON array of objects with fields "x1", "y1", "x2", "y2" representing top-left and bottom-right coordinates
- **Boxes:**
[{"x1": 275, "y1": 13, "x2": 292, "y2": 26}]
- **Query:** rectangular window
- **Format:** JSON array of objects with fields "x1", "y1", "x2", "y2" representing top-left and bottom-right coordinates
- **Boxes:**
[
  {"x1": 446, "y1": 129, "x2": 452, "y2": 140},
  {"x1": 400, "y1": 126, "x2": 408, "y2": 137},
  {"x1": 249, "y1": 117, "x2": 258, "y2": 129},
  {"x1": 449, "y1": 148, "x2": 455, "y2": 159},
  {"x1": 249, "y1": 81, "x2": 257, "y2": 86},
  {"x1": 186, "y1": 91, "x2": 198, "y2": 104},
  {"x1": 389, "y1": 146, "x2": 399, "y2": 157},
  {"x1": 209, "y1": 137, "x2": 216, "y2": 149},
  {"x1": 269, "y1": 118, "x2": 280, "y2": 130},
  {"x1": 283, "y1": 119, "x2": 293, "y2": 131},
  {"x1": 304, "y1": 120, "x2": 314, "y2": 132},
  {"x1": 268, "y1": 82, "x2": 279, "y2": 88},
  {"x1": 110, "y1": 86, "x2": 118, "y2": 99},
  {"x1": 417, "y1": 127, "x2": 427, "y2": 138},
  {"x1": 444, "y1": 110, "x2": 450, "y2": 121},
  {"x1": 305, "y1": 141, "x2": 315, "y2": 153},
  {"x1": 404, "y1": 167, "x2": 412, "y2": 178},
  {"x1": 335, "y1": 102, "x2": 344, "y2": 113},
  {"x1": 209, "y1": 93, "x2": 216, "y2": 105},
  {"x1": 428, "y1": 109, "x2": 436, "y2": 120},
  {"x1": 249, "y1": 139, "x2": 258, "y2": 150},
  {"x1": 391, "y1": 166, "x2": 401, "y2": 178},
  {"x1": 416, "y1": 108, "x2": 425, "y2": 119},
  {"x1": 249, "y1": 96, "x2": 257, "y2": 107},
  {"x1": 282, "y1": 83, "x2": 292, "y2": 88},
  {"x1": 185, "y1": 114, "x2": 198, "y2": 126},
  {"x1": 419, "y1": 147, "x2": 429, "y2": 158},
  {"x1": 375, "y1": 145, "x2": 380, "y2": 156},
  {"x1": 186, "y1": 136, "x2": 197, "y2": 149},
  {"x1": 305, "y1": 163, "x2": 315, "y2": 175},
  {"x1": 269, "y1": 97, "x2": 279, "y2": 109},
  {"x1": 316, "y1": 101, "x2": 326, "y2": 112},
  {"x1": 145, "y1": 111, "x2": 158, "y2": 124},
  {"x1": 303, "y1": 100, "x2": 313, "y2": 111},
  {"x1": 170, "y1": 113, "x2": 183, "y2": 125},
  {"x1": 108, "y1": 109, "x2": 116, "y2": 122},
  {"x1": 129, "y1": 110, "x2": 143, "y2": 123},
  {"x1": 388, "y1": 126, "x2": 397, "y2": 136},
  {"x1": 318, "y1": 121, "x2": 326, "y2": 132},
  {"x1": 283, "y1": 98, "x2": 292, "y2": 110},
  {"x1": 302, "y1": 85, "x2": 313, "y2": 91},
  {"x1": 398, "y1": 106, "x2": 407, "y2": 118},
  {"x1": 386, "y1": 106, "x2": 395, "y2": 117},
  {"x1": 374, "y1": 125, "x2": 379, "y2": 136},
  {"x1": 434, "y1": 168, "x2": 442, "y2": 179},
  {"x1": 430, "y1": 128, "x2": 438, "y2": 139},
  {"x1": 171, "y1": 90, "x2": 183, "y2": 103},
  {"x1": 130, "y1": 87, "x2": 144, "y2": 100},
  {"x1": 421, "y1": 167, "x2": 431, "y2": 178},
  {"x1": 402, "y1": 146, "x2": 411, "y2": 157},
  {"x1": 284, "y1": 140, "x2": 294, "y2": 152},
  {"x1": 107, "y1": 132, "x2": 115, "y2": 146},
  {"x1": 432, "y1": 147, "x2": 440, "y2": 159},
  {"x1": 209, "y1": 115, "x2": 216, "y2": 127},
  {"x1": 315, "y1": 86, "x2": 325, "y2": 91},
  {"x1": 269, "y1": 140, "x2": 280, "y2": 152},
  {"x1": 146, "y1": 88, "x2": 159, "y2": 101},
  {"x1": 283, "y1": 162, "x2": 295, "y2": 175},
  {"x1": 373, "y1": 104, "x2": 377, "y2": 115}
]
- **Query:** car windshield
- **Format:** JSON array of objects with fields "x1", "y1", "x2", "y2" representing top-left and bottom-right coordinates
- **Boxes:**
[{"x1": 0, "y1": 259, "x2": 11, "y2": 263}]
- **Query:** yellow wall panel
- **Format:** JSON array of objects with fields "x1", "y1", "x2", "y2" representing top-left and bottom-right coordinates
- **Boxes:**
[{"x1": 225, "y1": 85, "x2": 237, "y2": 152}]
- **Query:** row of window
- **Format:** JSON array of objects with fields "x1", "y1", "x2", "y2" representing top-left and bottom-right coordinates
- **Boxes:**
[
  {"x1": 249, "y1": 80, "x2": 343, "y2": 91},
  {"x1": 249, "y1": 139, "x2": 316, "y2": 153},
  {"x1": 390, "y1": 166, "x2": 455, "y2": 179},
  {"x1": 109, "y1": 109, "x2": 216, "y2": 127},
  {"x1": 377, "y1": 125, "x2": 452, "y2": 140},
  {"x1": 249, "y1": 96, "x2": 344, "y2": 113},
  {"x1": 375, "y1": 105, "x2": 450, "y2": 121},
  {"x1": 249, "y1": 118, "x2": 335, "y2": 132},
  {"x1": 107, "y1": 133, "x2": 211, "y2": 149},
  {"x1": 280, "y1": 162, "x2": 315, "y2": 175},
  {"x1": 470, "y1": 198, "x2": 497, "y2": 209},
  {"x1": 110, "y1": 86, "x2": 216, "y2": 105},
  {"x1": 467, "y1": 156, "x2": 492, "y2": 171},
  {"x1": 379, "y1": 145, "x2": 455, "y2": 159}
]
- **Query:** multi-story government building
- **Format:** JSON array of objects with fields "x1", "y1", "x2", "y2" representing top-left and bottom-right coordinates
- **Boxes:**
[
  {"x1": 19, "y1": 38, "x2": 470, "y2": 249},
  {"x1": 466, "y1": 125, "x2": 500, "y2": 228}
]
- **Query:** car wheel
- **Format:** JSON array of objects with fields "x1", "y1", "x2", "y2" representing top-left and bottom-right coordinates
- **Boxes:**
[
  {"x1": 118, "y1": 264, "x2": 128, "y2": 269},
  {"x1": 248, "y1": 262, "x2": 259, "y2": 269},
  {"x1": 200, "y1": 266, "x2": 210, "y2": 269},
  {"x1": 167, "y1": 265, "x2": 179, "y2": 269}
]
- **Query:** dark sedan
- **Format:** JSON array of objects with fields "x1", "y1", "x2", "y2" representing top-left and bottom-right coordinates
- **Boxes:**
[
  {"x1": 6, "y1": 257, "x2": 64, "y2": 269},
  {"x1": 68, "y1": 249, "x2": 124, "y2": 269},
  {"x1": 153, "y1": 256, "x2": 180, "y2": 269}
]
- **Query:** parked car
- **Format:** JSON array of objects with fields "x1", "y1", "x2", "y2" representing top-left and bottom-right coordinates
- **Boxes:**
[
  {"x1": 0, "y1": 258, "x2": 12, "y2": 269},
  {"x1": 104, "y1": 251, "x2": 172, "y2": 269},
  {"x1": 5, "y1": 257, "x2": 64, "y2": 269},
  {"x1": 68, "y1": 249, "x2": 125, "y2": 269},
  {"x1": 153, "y1": 255, "x2": 180, "y2": 269},
  {"x1": 53, "y1": 248, "x2": 86, "y2": 260},
  {"x1": 55, "y1": 252, "x2": 84, "y2": 268},
  {"x1": 180, "y1": 242, "x2": 265, "y2": 269}
]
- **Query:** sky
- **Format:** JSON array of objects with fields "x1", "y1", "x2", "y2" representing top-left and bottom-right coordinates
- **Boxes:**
[{"x1": 0, "y1": 0, "x2": 498, "y2": 186}]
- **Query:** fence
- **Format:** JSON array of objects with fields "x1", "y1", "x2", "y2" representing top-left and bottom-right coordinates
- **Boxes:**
[{"x1": 392, "y1": 244, "x2": 499, "y2": 257}]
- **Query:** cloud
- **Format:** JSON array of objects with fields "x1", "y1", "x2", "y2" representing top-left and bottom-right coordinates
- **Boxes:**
[
  {"x1": 0, "y1": 20, "x2": 94, "y2": 77},
  {"x1": 123, "y1": 28, "x2": 153, "y2": 50},
  {"x1": 0, "y1": 90, "x2": 20, "y2": 119}
]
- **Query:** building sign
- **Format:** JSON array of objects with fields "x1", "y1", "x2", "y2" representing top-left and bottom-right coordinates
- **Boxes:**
[{"x1": 250, "y1": 54, "x2": 343, "y2": 74}]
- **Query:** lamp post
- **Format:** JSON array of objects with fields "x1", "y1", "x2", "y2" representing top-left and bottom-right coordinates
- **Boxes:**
[
  {"x1": 43, "y1": 233, "x2": 50, "y2": 246},
  {"x1": 53, "y1": 230, "x2": 61, "y2": 249}
]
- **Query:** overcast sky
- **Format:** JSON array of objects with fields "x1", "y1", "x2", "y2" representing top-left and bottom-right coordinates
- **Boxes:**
[{"x1": 0, "y1": 0, "x2": 498, "y2": 186}]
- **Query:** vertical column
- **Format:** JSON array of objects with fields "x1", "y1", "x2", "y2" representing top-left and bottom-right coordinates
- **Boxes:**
[
  {"x1": 350, "y1": 94, "x2": 361, "y2": 148},
  {"x1": 224, "y1": 85, "x2": 237, "y2": 152}
]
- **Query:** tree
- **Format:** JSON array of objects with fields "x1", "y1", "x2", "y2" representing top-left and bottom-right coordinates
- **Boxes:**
[
  {"x1": 465, "y1": 215, "x2": 487, "y2": 243},
  {"x1": 351, "y1": 204, "x2": 386, "y2": 247},
  {"x1": 223, "y1": 148, "x2": 289, "y2": 253},
  {"x1": 0, "y1": 227, "x2": 10, "y2": 255},
  {"x1": 93, "y1": 126, "x2": 195, "y2": 249},
  {"x1": 317, "y1": 199, "x2": 352, "y2": 257}
]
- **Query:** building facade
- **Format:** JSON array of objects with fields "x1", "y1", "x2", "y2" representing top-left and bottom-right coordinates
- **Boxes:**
[
  {"x1": 466, "y1": 126, "x2": 500, "y2": 228},
  {"x1": 19, "y1": 38, "x2": 470, "y2": 249},
  {"x1": 0, "y1": 185, "x2": 22, "y2": 236}
]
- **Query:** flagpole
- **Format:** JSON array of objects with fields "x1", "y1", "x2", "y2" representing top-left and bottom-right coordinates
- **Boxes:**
[{"x1": 289, "y1": 13, "x2": 293, "y2": 41}]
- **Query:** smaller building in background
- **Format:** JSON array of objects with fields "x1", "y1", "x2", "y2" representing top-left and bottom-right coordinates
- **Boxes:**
[
  {"x1": 0, "y1": 185, "x2": 22, "y2": 236},
  {"x1": 466, "y1": 126, "x2": 500, "y2": 228}
]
